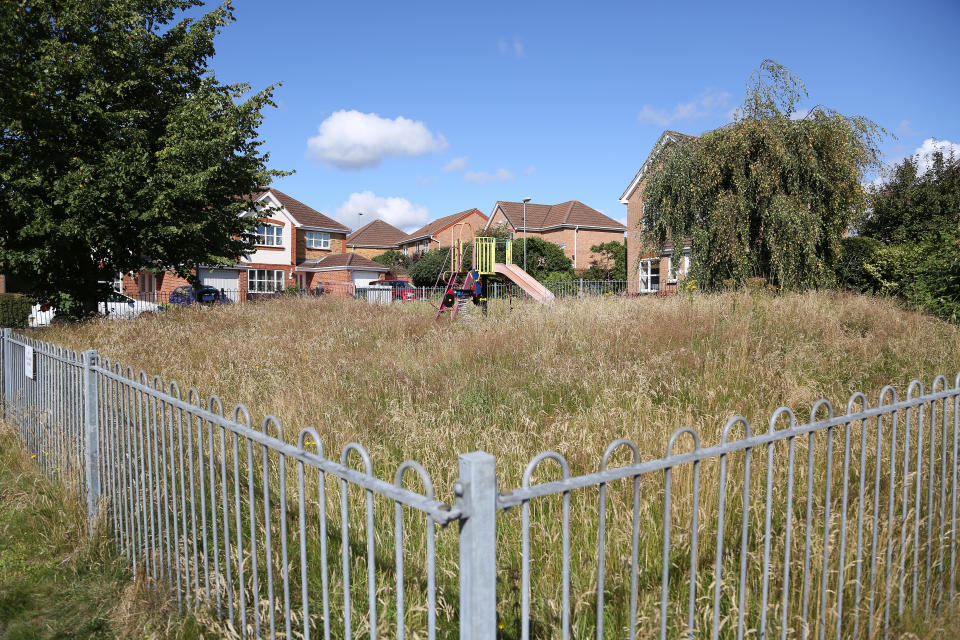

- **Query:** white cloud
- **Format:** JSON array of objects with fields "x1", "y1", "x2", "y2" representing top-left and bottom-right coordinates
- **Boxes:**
[
  {"x1": 443, "y1": 156, "x2": 468, "y2": 172},
  {"x1": 638, "y1": 89, "x2": 732, "y2": 127},
  {"x1": 498, "y1": 36, "x2": 525, "y2": 58},
  {"x1": 464, "y1": 168, "x2": 514, "y2": 184},
  {"x1": 335, "y1": 191, "x2": 430, "y2": 232},
  {"x1": 305, "y1": 110, "x2": 448, "y2": 169},
  {"x1": 896, "y1": 120, "x2": 918, "y2": 137},
  {"x1": 523, "y1": 165, "x2": 536, "y2": 175},
  {"x1": 789, "y1": 109, "x2": 811, "y2": 121},
  {"x1": 912, "y1": 138, "x2": 960, "y2": 175},
  {"x1": 416, "y1": 175, "x2": 436, "y2": 186}
]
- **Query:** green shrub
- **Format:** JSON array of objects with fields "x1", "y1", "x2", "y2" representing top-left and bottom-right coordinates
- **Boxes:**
[
  {"x1": 0, "y1": 294, "x2": 31, "y2": 329},
  {"x1": 866, "y1": 230, "x2": 960, "y2": 322},
  {"x1": 409, "y1": 247, "x2": 458, "y2": 287},
  {"x1": 372, "y1": 250, "x2": 411, "y2": 271},
  {"x1": 836, "y1": 236, "x2": 883, "y2": 292}
]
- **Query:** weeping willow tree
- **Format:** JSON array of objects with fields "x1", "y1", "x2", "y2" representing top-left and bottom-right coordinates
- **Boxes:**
[{"x1": 642, "y1": 60, "x2": 886, "y2": 290}]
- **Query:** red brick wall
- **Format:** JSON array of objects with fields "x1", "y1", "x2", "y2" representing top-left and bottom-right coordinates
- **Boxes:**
[
  {"x1": 625, "y1": 178, "x2": 648, "y2": 294},
  {"x1": 122, "y1": 270, "x2": 192, "y2": 301}
]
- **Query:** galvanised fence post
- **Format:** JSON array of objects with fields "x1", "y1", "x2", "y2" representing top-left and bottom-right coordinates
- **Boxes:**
[
  {"x1": 1, "y1": 328, "x2": 9, "y2": 417},
  {"x1": 456, "y1": 451, "x2": 498, "y2": 640},
  {"x1": 82, "y1": 349, "x2": 101, "y2": 532}
]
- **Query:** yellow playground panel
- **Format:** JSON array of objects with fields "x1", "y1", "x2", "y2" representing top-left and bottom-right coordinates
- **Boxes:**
[
  {"x1": 471, "y1": 236, "x2": 512, "y2": 275},
  {"x1": 474, "y1": 236, "x2": 496, "y2": 274}
]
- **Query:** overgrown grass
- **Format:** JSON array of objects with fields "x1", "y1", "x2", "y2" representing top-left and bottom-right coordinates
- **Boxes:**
[
  {"x1": 34, "y1": 292, "x2": 960, "y2": 478},
  {"x1": 0, "y1": 424, "x2": 208, "y2": 639},
  {"x1": 25, "y1": 291, "x2": 960, "y2": 638}
]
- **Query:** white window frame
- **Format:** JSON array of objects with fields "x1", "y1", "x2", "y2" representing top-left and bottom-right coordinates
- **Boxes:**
[
  {"x1": 638, "y1": 259, "x2": 660, "y2": 293},
  {"x1": 305, "y1": 231, "x2": 330, "y2": 250},
  {"x1": 666, "y1": 251, "x2": 690, "y2": 283},
  {"x1": 255, "y1": 224, "x2": 283, "y2": 247},
  {"x1": 249, "y1": 269, "x2": 285, "y2": 292}
]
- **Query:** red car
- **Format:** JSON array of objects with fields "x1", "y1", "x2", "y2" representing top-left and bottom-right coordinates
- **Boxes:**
[{"x1": 379, "y1": 280, "x2": 419, "y2": 301}]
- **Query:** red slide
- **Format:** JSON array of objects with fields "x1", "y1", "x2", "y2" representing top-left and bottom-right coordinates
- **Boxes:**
[{"x1": 493, "y1": 263, "x2": 556, "y2": 304}]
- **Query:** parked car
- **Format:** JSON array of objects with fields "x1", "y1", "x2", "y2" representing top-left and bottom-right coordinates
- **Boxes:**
[
  {"x1": 28, "y1": 292, "x2": 161, "y2": 327},
  {"x1": 101, "y1": 291, "x2": 162, "y2": 319},
  {"x1": 379, "y1": 280, "x2": 419, "y2": 301},
  {"x1": 168, "y1": 285, "x2": 232, "y2": 305}
]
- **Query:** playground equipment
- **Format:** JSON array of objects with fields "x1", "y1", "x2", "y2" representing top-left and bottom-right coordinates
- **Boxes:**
[{"x1": 434, "y1": 224, "x2": 555, "y2": 320}]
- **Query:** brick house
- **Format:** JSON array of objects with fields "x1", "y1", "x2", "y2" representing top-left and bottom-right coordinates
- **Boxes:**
[
  {"x1": 297, "y1": 252, "x2": 390, "y2": 290},
  {"x1": 123, "y1": 187, "x2": 375, "y2": 300},
  {"x1": 397, "y1": 208, "x2": 488, "y2": 257},
  {"x1": 345, "y1": 219, "x2": 409, "y2": 259},
  {"x1": 484, "y1": 200, "x2": 626, "y2": 270},
  {"x1": 619, "y1": 130, "x2": 698, "y2": 294}
]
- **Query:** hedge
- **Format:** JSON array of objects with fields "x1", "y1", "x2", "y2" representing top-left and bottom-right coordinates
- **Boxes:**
[{"x1": 0, "y1": 294, "x2": 32, "y2": 329}]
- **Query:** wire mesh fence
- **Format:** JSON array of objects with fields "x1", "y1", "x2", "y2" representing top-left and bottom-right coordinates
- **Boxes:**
[{"x1": 2, "y1": 327, "x2": 959, "y2": 639}]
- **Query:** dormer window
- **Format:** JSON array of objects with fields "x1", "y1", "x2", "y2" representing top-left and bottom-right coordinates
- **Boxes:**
[{"x1": 256, "y1": 224, "x2": 283, "y2": 247}]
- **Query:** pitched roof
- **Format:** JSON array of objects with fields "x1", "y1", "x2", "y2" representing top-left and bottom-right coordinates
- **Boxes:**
[
  {"x1": 346, "y1": 219, "x2": 409, "y2": 248},
  {"x1": 297, "y1": 252, "x2": 389, "y2": 271},
  {"x1": 251, "y1": 188, "x2": 351, "y2": 233},
  {"x1": 402, "y1": 208, "x2": 488, "y2": 243},
  {"x1": 491, "y1": 200, "x2": 626, "y2": 231},
  {"x1": 618, "y1": 130, "x2": 699, "y2": 203}
]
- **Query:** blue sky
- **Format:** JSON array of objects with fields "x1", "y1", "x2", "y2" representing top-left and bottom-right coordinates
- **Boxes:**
[{"x1": 204, "y1": 0, "x2": 960, "y2": 233}]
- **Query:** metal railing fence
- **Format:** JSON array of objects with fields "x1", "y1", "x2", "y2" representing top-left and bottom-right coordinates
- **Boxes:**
[{"x1": 2, "y1": 326, "x2": 960, "y2": 639}]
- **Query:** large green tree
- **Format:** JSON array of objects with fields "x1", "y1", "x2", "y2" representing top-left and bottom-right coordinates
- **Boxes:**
[
  {"x1": 859, "y1": 149, "x2": 960, "y2": 244},
  {"x1": 851, "y1": 149, "x2": 960, "y2": 321},
  {"x1": 0, "y1": 0, "x2": 284, "y2": 316},
  {"x1": 642, "y1": 60, "x2": 885, "y2": 291}
]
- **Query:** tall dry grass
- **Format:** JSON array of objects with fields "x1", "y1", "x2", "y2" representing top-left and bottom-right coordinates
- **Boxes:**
[
  {"x1": 29, "y1": 291, "x2": 960, "y2": 638},
  {"x1": 34, "y1": 291, "x2": 960, "y2": 483}
]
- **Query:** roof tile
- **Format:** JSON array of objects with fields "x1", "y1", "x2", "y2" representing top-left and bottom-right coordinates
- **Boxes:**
[
  {"x1": 402, "y1": 208, "x2": 488, "y2": 243},
  {"x1": 493, "y1": 200, "x2": 625, "y2": 231},
  {"x1": 259, "y1": 188, "x2": 351, "y2": 232},
  {"x1": 346, "y1": 219, "x2": 409, "y2": 248}
]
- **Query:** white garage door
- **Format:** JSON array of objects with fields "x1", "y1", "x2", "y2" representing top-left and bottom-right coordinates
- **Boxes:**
[
  {"x1": 351, "y1": 271, "x2": 380, "y2": 288},
  {"x1": 198, "y1": 268, "x2": 240, "y2": 302}
]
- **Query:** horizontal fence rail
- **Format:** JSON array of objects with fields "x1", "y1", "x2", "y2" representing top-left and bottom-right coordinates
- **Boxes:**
[{"x1": 2, "y1": 326, "x2": 960, "y2": 639}]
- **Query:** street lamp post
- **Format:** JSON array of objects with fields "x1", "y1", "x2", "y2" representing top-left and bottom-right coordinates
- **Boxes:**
[{"x1": 522, "y1": 197, "x2": 531, "y2": 271}]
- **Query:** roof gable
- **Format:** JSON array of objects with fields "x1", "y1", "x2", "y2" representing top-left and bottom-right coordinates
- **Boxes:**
[
  {"x1": 346, "y1": 219, "x2": 409, "y2": 247},
  {"x1": 618, "y1": 130, "x2": 698, "y2": 203},
  {"x1": 253, "y1": 188, "x2": 350, "y2": 233},
  {"x1": 489, "y1": 200, "x2": 625, "y2": 231},
  {"x1": 403, "y1": 208, "x2": 488, "y2": 243}
]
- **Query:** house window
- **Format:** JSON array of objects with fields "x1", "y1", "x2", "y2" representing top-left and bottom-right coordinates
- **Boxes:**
[
  {"x1": 554, "y1": 242, "x2": 566, "y2": 250},
  {"x1": 639, "y1": 259, "x2": 660, "y2": 293},
  {"x1": 249, "y1": 269, "x2": 285, "y2": 292},
  {"x1": 137, "y1": 271, "x2": 156, "y2": 295},
  {"x1": 306, "y1": 231, "x2": 330, "y2": 250},
  {"x1": 256, "y1": 224, "x2": 283, "y2": 247},
  {"x1": 420, "y1": 240, "x2": 429, "y2": 253},
  {"x1": 666, "y1": 252, "x2": 689, "y2": 283}
]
